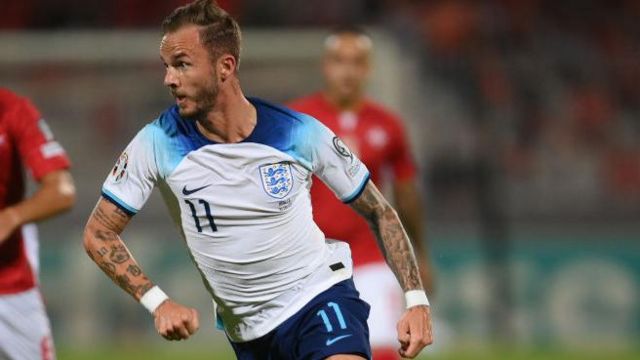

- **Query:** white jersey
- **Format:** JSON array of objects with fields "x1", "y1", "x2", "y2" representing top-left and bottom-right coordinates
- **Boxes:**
[{"x1": 101, "y1": 98, "x2": 370, "y2": 341}]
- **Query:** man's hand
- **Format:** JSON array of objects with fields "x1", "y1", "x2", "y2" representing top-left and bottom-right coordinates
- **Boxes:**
[
  {"x1": 153, "y1": 300, "x2": 200, "y2": 341},
  {"x1": 0, "y1": 208, "x2": 21, "y2": 244},
  {"x1": 397, "y1": 305, "x2": 433, "y2": 358}
]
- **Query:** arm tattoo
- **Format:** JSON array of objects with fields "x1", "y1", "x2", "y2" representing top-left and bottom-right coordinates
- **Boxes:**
[
  {"x1": 95, "y1": 229, "x2": 118, "y2": 242},
  {"x1": 91, "y1": 205, "x2": 130, "y2": 234},
  {"x1": 115, "y1": 274, "x2": 136, "y2": 294},
  {"x1": 134, "y1": 283, "x2": 154, "y2": 297},
  {"x1": 102, "y1": 262, "x2": 117, "y2": 277},
  {"x1": 86, "y1": 249, "x2": 96, "y2": 262},
  {"x1": 350, "y1": 181, "x2": 422, "y2": 291},
  {"x1": 84, "y1": 199, "x2": 154, "y2": 301},
  {"x1": 97, "y1": 247, "x2": 108, "y2": 257},
  {"x1": 109, "y1": 244, "x2": 131, "y2": 264},
  {"x1": 127, "y1": 264, "x2": 142, "y2": 277}
]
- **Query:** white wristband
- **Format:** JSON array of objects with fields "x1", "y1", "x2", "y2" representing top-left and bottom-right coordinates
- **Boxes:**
[
  {"x1": 405, "y1": 290, "x2": 430, "y2": 308},
  {"x1": 140, "y1": 286, "x2": 169, "y2": 314}
]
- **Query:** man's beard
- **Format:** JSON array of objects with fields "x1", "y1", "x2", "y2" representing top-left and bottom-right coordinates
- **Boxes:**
[{"x1": 178, "y1": 82, "x2": 218, "y2": 120}]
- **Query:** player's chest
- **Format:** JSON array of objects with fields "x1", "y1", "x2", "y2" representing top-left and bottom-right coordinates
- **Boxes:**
[{"x1": 165, "y1": 145, "x2": 308, "y2": 208}]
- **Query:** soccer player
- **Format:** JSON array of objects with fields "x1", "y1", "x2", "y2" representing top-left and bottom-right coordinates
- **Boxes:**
[
  {"x1": 288, "y1": 27, "x2": 434, "y2": 360},
  {"x1": 0, "y1": 88, "x2": 76, "y2": 360},
  {"x1": 82, "y1": 1, "x2": 432, "y2": 359}
]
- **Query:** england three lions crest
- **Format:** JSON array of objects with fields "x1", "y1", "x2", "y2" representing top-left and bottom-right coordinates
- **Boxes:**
[{"x1": 259, "y1": 162, "x2": 293, "y2": 199}]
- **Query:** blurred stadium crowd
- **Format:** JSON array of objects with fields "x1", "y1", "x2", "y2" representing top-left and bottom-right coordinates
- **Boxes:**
[
  {"x1": 393, "y1": 0, "x2": 640, "y2": 220},
  {"x1": 4, "y1": 0, "x2": 639, "y2": 220}
]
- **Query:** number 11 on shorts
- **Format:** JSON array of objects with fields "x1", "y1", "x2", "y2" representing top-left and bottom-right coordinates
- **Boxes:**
[{"x1": 317, "y1": 302, "x2": 347, "y2": 332}]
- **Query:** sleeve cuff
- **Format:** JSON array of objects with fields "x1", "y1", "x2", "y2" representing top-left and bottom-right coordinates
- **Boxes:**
[
  {"x1": 101, "y1": 188, "x2": 138, "y2": 216},
  {"x1": 342, "y1": 172, "x2": 370, "y2": 204}
]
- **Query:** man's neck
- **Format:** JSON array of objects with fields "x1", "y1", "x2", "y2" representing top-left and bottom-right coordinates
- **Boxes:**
[{"x1": 196, "y1": 84, "x2": 257, "y2": 143}]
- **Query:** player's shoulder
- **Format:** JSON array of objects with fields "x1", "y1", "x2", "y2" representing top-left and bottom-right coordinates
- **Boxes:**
[
  {"x1": 252, "y1": 97, "x2": 300, "y2": 120},
  {"x1": 248, "y1": 97, "x2": 328, "y2": 168},
  {"x1": 0, "y1": 88, "x2": 42, "y2": 128},
  {"x1": 150, "y1": 104, "x2": 189, "y2": 132},
  {"x1": 250, "y1": 96, "x2": 321, "y2": 130},
  {"x1": 0, "y1": 88, "x2": 35, "y2": 114},
  {"x1": 0, "y1": 88, "x2": 24, "y2": 104},
  {"x1": 142, "y1": 105, "x2": 203, "y2": 143},
  {"x1": 126, "y1": 105, "x2": 200, "y2": 155}
]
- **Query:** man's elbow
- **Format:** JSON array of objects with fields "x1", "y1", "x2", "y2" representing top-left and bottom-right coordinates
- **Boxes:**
[
  {"x1": 59, "y1": 175, "x2": 76, "y2": 210},
  {"x1": 58, "y1": 189, "x2": 76, "y2": 212},
  {"x1": 82, "y1": 225, "x2": 98, "y2": 258}
]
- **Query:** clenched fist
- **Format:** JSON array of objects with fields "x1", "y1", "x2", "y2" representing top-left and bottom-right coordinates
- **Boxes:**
[
  {"x1": 153, "y1": 300, "x2": 200, "y2": 341},
  {"x1": 397, "y1": 305, "x2": 433, "y2": 358}
]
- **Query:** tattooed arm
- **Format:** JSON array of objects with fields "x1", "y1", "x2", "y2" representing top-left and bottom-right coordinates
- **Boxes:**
[
  {"x1": 394, "y1": 178, "x2": 435, "y2": 294},
  {"x1": 349, "y1": 180, "x2": 433, "y2": 358},
  {"x1": 83, "y1": 198, "x2": 199, "y2": 340},
  {"x1": 83, "y1": 198, "x2": 153, "y2": 300},
  {"x1": 350, "y1": 180, "x2": 422, "y2": 292}
]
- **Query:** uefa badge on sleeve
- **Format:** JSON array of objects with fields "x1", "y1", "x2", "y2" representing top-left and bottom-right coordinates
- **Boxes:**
[
  {"x1": 332, "y1": 136, "x2": 354, "y2": 163},
  {"x1": 110, "y1": 152, "x2": 129, "y2": 184}
]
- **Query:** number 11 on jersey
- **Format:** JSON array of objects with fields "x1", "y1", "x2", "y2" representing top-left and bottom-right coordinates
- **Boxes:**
[{"x1": 185, "y1": 199, "x2": 217, "y2": 232}]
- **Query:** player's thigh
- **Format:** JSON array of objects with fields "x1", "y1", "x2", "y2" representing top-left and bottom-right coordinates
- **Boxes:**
[
  {"x1": 352, "y1": 263, "x2": 403, "y2": 347},
  {"x1": 0, "y1": 288, "x2": 55, "y2": 360}
]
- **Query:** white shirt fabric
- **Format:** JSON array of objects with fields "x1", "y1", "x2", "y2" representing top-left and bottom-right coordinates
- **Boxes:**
[{"x1": 101, "y1": 97, "x2": 370, "y2": 341}]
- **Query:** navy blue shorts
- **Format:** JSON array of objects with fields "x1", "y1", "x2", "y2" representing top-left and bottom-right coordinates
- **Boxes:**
[{"x1": 229, "y1": 278, "x2": 371, "y2": 360}]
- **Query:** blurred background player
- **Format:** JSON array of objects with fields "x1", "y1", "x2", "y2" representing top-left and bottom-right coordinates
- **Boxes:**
[
  {"x1": 0, "y1": 88, "x2": 76, "y2": 360},
  {"x1": 289, "y1": 27, "x2": 434, "y2": 360}
]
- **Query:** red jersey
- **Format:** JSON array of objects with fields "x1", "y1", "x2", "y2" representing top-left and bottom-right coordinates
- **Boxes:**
[
  {"x1": 0, "y1": 88, "x2": 70, "y2": 294},
  {"x1": 289, "y1": 93, "x2": 417, "y2": 266}
]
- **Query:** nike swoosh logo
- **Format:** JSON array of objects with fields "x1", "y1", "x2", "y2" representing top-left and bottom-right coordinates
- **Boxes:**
[
  {"x1": 182, "y1": 184, "x2": 211, "y2": 196},
  {"x1": 326, "y1": 334, "x2": 353, "y2": 346}
]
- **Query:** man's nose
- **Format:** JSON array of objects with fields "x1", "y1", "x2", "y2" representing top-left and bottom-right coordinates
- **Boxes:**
[{"x1": 164, "y1": 68, "x2": 178, "y2": 88}]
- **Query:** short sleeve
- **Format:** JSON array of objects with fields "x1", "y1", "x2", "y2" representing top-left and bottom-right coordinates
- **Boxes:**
[
  {"x1": 299, "y1": 115, "x2": 370, "y2": 203},
  {"x1": 101, "y1": 125, "x2": 159, "y2": 215},
  {"x1": 9, "y1": 98, "x2": 70, "y2": 180}
]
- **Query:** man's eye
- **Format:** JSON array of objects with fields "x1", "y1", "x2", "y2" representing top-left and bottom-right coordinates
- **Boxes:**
[{"x1": 177, "y1": 62, "x2": 189, "y2": 68}]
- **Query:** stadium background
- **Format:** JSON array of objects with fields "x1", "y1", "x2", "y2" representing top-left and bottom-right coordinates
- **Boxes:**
[{"x1": 1, "y1": 1, "x2": 639, "y2": 359}]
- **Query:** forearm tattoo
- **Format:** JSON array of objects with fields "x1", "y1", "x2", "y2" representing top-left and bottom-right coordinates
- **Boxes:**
[
  {"x1": 85, "y1": 200, "x2": 154, "y2": 300},
  {"x1": 350, "y1": 182, "x2": 422, "y2": 291}
]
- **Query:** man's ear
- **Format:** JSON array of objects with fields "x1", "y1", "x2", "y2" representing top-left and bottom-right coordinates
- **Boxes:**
[{"x1": 217, "y1": 54, "x2": 236, "y2": 82}]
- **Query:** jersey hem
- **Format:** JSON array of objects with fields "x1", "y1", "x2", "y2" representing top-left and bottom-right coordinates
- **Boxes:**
[
  {"x1": 227, "y1": 271, "x2": 351, "y2": 342},
  {"x1": 225, "y1": 242, "x2": 354, "y2": 342}
]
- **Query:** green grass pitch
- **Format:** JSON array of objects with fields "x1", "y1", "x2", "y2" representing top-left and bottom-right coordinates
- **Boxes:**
[{"x1": 58, "y1": 345, "x2": 640, "y2": 360}]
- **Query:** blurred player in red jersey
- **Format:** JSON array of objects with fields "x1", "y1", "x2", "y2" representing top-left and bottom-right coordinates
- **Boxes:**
[
  {"x1": 289, "y1": 27, "x2": 434, "y2": 359},
  {"x1": 0, "y1": 88, "x2": 75, "y2": 360}
]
